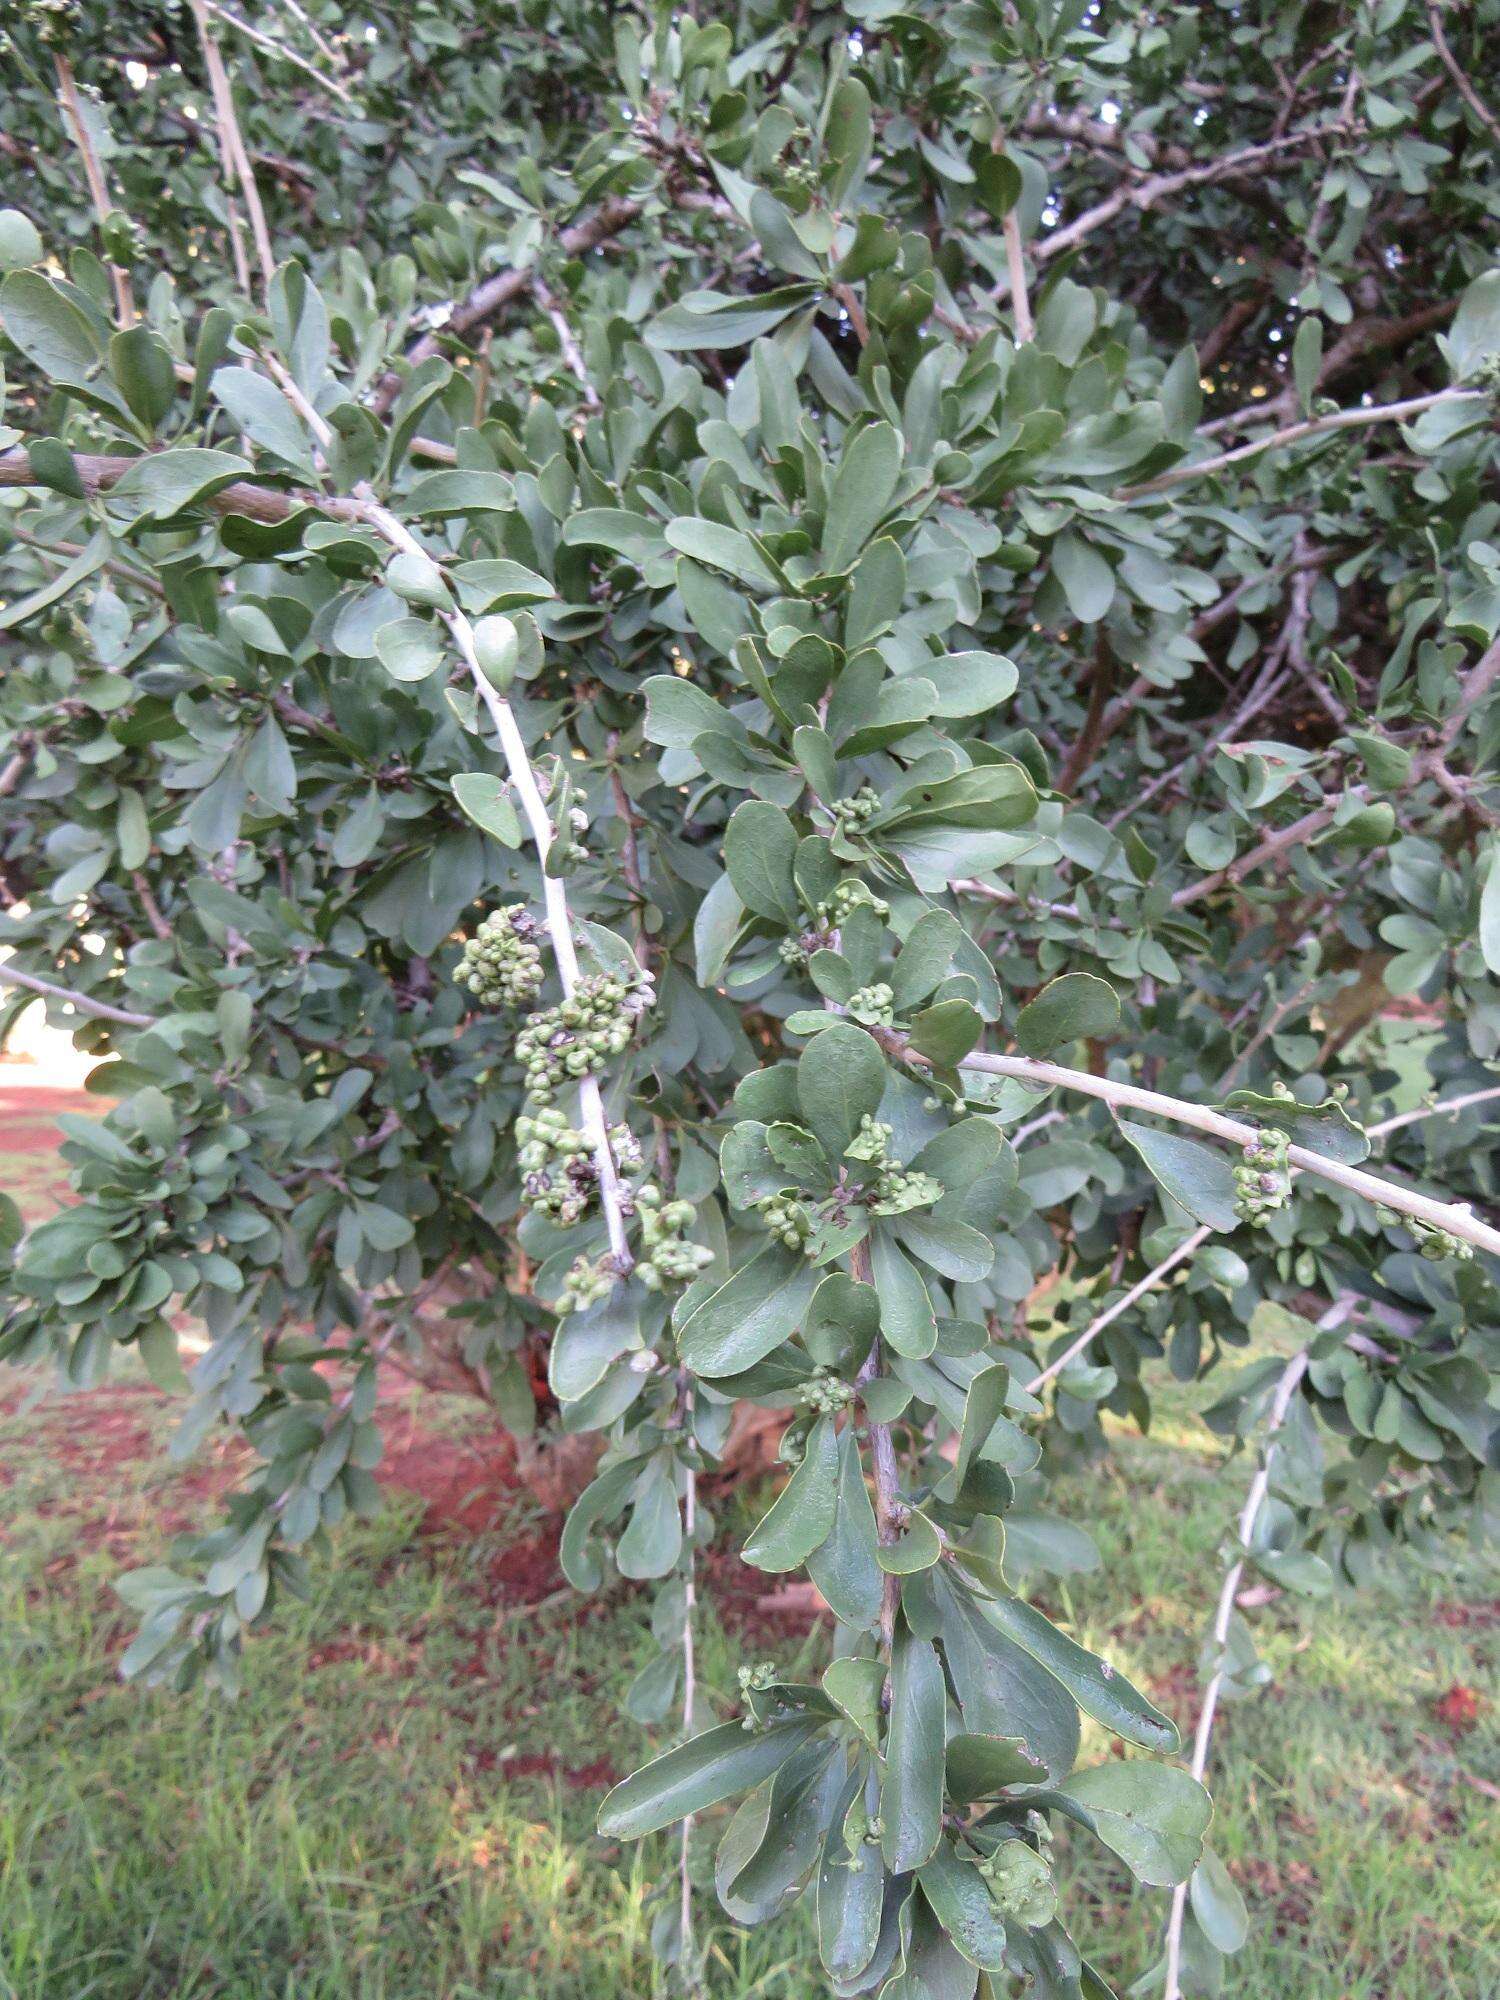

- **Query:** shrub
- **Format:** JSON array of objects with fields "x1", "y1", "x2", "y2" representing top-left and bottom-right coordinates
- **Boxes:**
[{"x1": 1, "y1": 3, "x2": 1497, "y2": 1993}]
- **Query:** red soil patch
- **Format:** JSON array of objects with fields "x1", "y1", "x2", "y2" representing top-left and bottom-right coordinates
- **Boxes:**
[
  {"x1": 374, "y1": 1402, "x2": 519, "y2": 1534},
  {"x1": 1432, "y1": 1599, "x2": 1500, "y2": 1630},
  {"x1": 1433, "y1": 1683, "x2": 1485, "y2": 1732},
  {"x1": 1, "y1": 1372, "x2": 521, "y2": 1543},
  {"x1": 474, "y1": 1748, "x2": 620, "y2": 1789}
]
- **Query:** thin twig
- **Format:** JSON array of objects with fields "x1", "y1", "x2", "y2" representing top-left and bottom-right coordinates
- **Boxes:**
[
  {"x1": 1160, "y1": 1299, "x2": 1350, "y2": 2000},
  {"x1": 190, "y1": 0, "x2": 276, "y2": 294},
  {"x1": 533, "y1": 279, "x2": 601, "y2": 410},
  {"x1": 1426, "y1": 1, "x2": 1500, "y2": 141},
  {"x1": 1120, "y1": 389, "x2": 1482, "y2": 500},
  {"x1": 186, "y1": 0, "x2": 253, "y2": 294},
  {"x1": 198, "y1": 0, "x2": 353, "y2": 102},
  {"x1": 0, "y1": 960, "x2": 155, "y2": 1026},
  {"x1": 53, "y1": 55, "x2": 133, "y2": 326}
]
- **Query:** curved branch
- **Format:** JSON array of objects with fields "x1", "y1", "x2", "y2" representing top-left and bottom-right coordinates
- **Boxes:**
[{"x1": 0, "y1": 961, "x2": 155, "y2": 1026}]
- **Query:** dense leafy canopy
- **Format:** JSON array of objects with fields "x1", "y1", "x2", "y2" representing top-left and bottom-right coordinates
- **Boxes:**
[{"x1": 2, "y1": 1, "x2": 1498, "y2": 1992}]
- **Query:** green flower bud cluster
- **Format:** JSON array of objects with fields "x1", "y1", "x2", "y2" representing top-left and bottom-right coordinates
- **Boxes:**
[
  {"x1": 514, "y1": 974, "x2": 640, "y2": 1105},
  {"x1": 796, "y1": 1369, "x2": 856, "y2": 1415},
  {"x1": 1376, "y1": 1207, "x2": 1475, "y2": 1261},
  {"x1": 977, "y1": 1843, "x2": 1058, "y2": 1927},
  {"x1": 755, "y1": 1192, "x2": 815, "y2": 1251},
  {"x1": 556, "y1": 1252, "x2": 613, "y2": 1314},
  {"x1": 633, "y1": 1184, "x2": 715, "y2": 1291},
  {"x1": 846, "y1": 982, "x2": 895, "y2": 1027},
  {"x1": 737, "y1": 1657, "x2": 784, "y2": 1730},
  {"x1": 1234, "y1": 1124, "x2": 1290, "y2": 1226},
  {"x1": 816, "y1": 878, "x2": 890, "y2": 927},
  {"x1": 516, "y1": 1106, "x2": 594, "y2": 1222},
  {"x1": 99, "y1": 209, "x2": 145, "y2": 266},
  {"x1": 828, "y1": 785, "x2": 881, "y2": 834},
  {"x1": 455, "y1": 904, "x2": 544, "y2": 1007},
  {"x1": 779, "y1": 922, "x2": 837, "y2": 972},
  {"x1": 846, "y1": 1114, "x2": 942, "y2": 1215}
]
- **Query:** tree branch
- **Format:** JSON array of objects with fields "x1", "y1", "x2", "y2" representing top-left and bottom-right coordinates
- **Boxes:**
[
  {"x1": 53, "y1": 55, "x2": 134, "y2": 327},
  {"x1": 924, "y1": 1046, "x2": 1500, "y2": 1256},
  {"x1": 0, "y1": 961, "x2": 155, "y2": 1026},
  {"x1": 369, "y1": 196, "x2": 643, "y2": 417},
  {"x1": 1120, "y1": 389, "x2": 1483, "y2": 500}
]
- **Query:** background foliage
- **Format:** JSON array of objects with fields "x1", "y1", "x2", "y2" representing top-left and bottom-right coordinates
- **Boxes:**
[{"x1": 1, "y1": 3, "x2": 1498, "y2": 1995}]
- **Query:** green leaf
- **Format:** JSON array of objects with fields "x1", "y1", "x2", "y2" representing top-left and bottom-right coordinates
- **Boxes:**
[
  {"x1": 374, "y1": 616, "x2": 447, "y2": 683},
  {"x1": 1440, "y1": 269, "x2": 1500, "y2": 380},
  {"x1": 0, "y1": 209, "x2": 42, "y2": 272},
  {"x1": 0, "y1": 528, "x2": 109, "y2": 634},
  {"x1": 1118, "y1": 1120, "x2": 1239, "y2": 1230},
  {"x1": 825, "y1": 77, "x2": 873, "y2": 205},
  {"x1": 1050, "y1": 532, "x2": 1115, "y2": 624},
  {"x1": 405, "y1": 469, "x2": 515, "y2": 518},
  {"x1": 597, "y1": 1718, "x2": 823, "y2": 1838},
  {"x1": 922, "y1": 652, "x2": 1019, "y2": 718},
  {"x1": 1057, "y1": 1762, "x2": 1212, "y2": 1886},
  {"x1": 675, "y1": 1244, "x2": 819, "y2": 1377},
  {"x1": 816, "y1": 1771, "x2": 885, "y2": 1982},
  {"x1": 744, "y1": 1414, "x2": 840, "y2": 1570},
  {"x1": 1190, "y1": 1843, "x2": 1249, "y2": 1954},
  {"x1": 806, "y1": 1428, "x2": 883, "y2": 1628},
  {"x1": 797, "y1": 1022, "x2": 888, "y2": 1159},
  {"x1": 945, "y1": 1732, "x2": 1049, "y2": 1801},
  {"x1": 665, "y1": 517, "x2": 778, "y2": 590},
  {"x1": 882, "y1": 1625, "x2": 945, "y2": 1872},
  {"x1": 918, "y1": 1839, "x2": 1008, "y2": 1970},
  {"x1": 875, "y1": 1509, "x2": 941, "y2": 1573},
  {"x1": 724, "y1": 800, "x2": 800, "y2": 921},
  {"x1": 645, "y1": 284, "x2": 818, "y2": 350},
  {"x1": 908, "y1": 998, "x2": 983, "y2": 1067},
  {"x1": 932, "y1": 1569, "x2": 1080, "y2": 1780},
  {"x1": 976, "y1": 1596, "x2": 1179, "y2": 1753},
  {"x1": 616, "y1": 1461, "x2": 683, "y2": 1580},
  {"x1": 869, "y1": 1231, "x2": 937, "y2": 1359},
  {"x1": 823, "y1": 1656, "x2": 886, "y2": 1746},
  {"x1": 1291, "y1": 317, "x2": 1323, "y2": 415},
  {"x1": 107, "y1": 449, "x2": 255, "y2": 523},
  {"x1": 0, "y1": 270, "x2": 104, "y2": 381},
  {"x1": 823, "y1": 422, "x2": 902, "y2": 573},
  {"x1": 212, "y1": 367, "x2": 316, "y2": 469},
  {"x1": 1480, "y1": 843, "x2": 1500, "y2": 975},
  {"x1": 642, "y1": 673, "x2": 735, "y2": 751},
  {"x1": 110, "y1": 327, "x2": 177, "y2": 429},
  {"x1": 1016, "y1": 973, "x2": 1120, "y2": 1056},
  {"x1": 450, "y1": 772, "x2": 521, "y2": 846}
]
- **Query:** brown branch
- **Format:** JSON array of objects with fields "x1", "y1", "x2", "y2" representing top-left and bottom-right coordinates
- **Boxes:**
[
  {"x1": 370, "y1": 196, "x2": 643, "y2": 417},
  {"x1": 1055, "y1": 634, "x2": 1116, "y2": 792},
  {"x1": 1427, "y1": 1, "x2": 1500, "y2": 141},
  {"x1": 189, "y1": 0, "x2": 271, "y2": 294},
  {"x1": 1033, "y1": 124, "x2": 1354, "y2": 268},
  {"x1": 53, "y1": 55, "x2": 134, "y2": 327}
]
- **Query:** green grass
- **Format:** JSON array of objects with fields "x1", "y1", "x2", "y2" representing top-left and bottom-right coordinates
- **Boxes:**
[{"x1": 0, "y1": 1374, "x2": 1495, "y2": 2000}]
